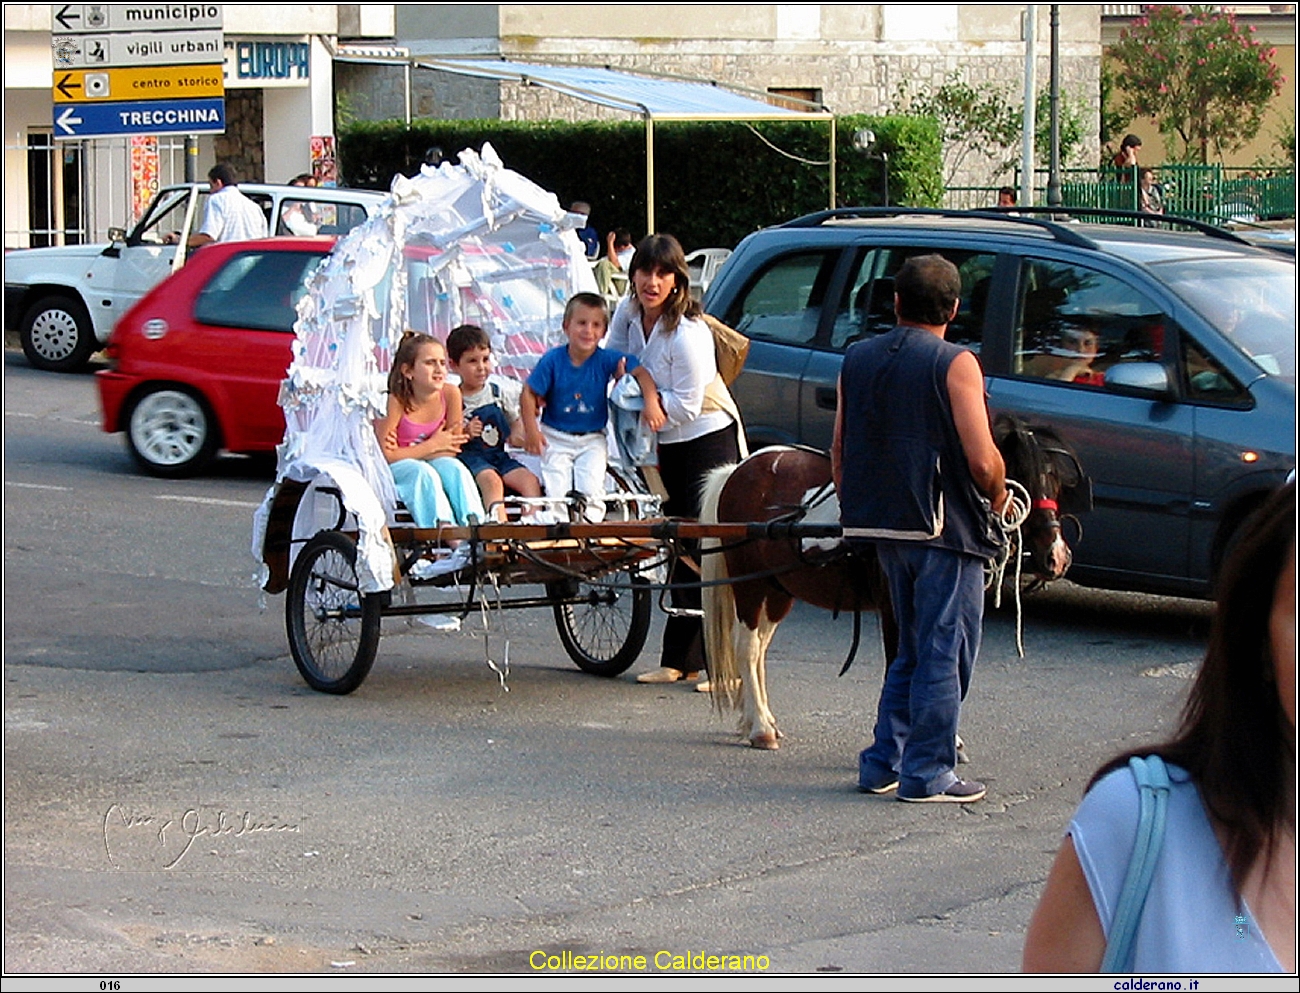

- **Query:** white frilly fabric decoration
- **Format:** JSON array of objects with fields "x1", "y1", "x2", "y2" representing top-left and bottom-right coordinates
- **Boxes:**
[{"x1": 253, "y1": 143, "x2": 598, "y2": 593}]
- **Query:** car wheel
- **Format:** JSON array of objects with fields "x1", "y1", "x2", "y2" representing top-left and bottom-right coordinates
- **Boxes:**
[
  {"x1": 19, "y1": 294, "x2": 97, "y2": 372},
  {"x1": 125, "y1": 387, "x2": 218, "y2": 477}
]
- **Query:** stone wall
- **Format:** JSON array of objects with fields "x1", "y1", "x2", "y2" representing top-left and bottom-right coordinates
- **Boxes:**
[
  {"x1": 344, "y1": 5, "x2": 1104, "y2": 191},
  {"x1": 216, "y1": 89, "x2": 265, "y2": 183},
  {"x1": 491, "y1": 49, "x2": 1099, "y2": 188},
  {"x1": 336, "y1": 62, "x2": 501, "y2": 123}
]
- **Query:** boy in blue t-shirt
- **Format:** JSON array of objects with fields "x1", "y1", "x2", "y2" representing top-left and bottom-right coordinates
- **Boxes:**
[{"x1": 521, "y1": 292, "x2": 658, "y2": 522}]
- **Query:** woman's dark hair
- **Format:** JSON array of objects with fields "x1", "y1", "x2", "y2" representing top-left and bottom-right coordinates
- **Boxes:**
[
  {"x1": 1093, "y1": 480, "x2": 1296, "y2": 896},
  {"x1": 627, "y1": 233, "x2": 701, "y2": 331},
  {"x1": 388, "y1": 331, "x2": 444, "y2": 411},
  {"x1": 1121, "y1": 133, "x2": 1143, "y2": 150}
]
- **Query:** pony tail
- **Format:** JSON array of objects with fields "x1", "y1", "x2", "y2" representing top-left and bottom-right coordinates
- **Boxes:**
[
  {"x1": 388, "y1": 328, "x2": 431, "y2": 410},
  {"x1": 700, "y1": 464, "x2": 740, "y2": 711}
]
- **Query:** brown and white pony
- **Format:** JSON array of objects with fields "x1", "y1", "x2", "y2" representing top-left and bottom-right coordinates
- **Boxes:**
[{"x1": 699, "y1": 417, "x2": 1087, "y2": 749}]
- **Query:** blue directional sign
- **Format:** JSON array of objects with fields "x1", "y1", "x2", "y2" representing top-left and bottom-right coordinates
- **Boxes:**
[{"x1": 53, "y1": 97, "x2": 225, "y2": 138}]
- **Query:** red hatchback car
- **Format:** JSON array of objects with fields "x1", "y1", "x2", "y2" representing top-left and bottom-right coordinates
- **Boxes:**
[{"x1": 97, "y1": 237, "x2": 334, "y2": 476}]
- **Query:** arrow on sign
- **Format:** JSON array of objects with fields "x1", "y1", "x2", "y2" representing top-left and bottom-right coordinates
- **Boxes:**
[
  {"x1": 55, "y1": 74, "x2": 82, "y2": 99},
  {"x1": 55, "y1": 106, "x2": 83, "y2": 135},
  {"x1": 54, "y1": 5, "x2": 81, "y2": 31}
]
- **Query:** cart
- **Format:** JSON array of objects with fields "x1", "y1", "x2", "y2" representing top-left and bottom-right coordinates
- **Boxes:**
[
  {"x1": 249, "y1": 147, "x2": 772, "y2": 693},
  {"x1": 262, "y1": 476, "x2": 677, "y2": 693}
]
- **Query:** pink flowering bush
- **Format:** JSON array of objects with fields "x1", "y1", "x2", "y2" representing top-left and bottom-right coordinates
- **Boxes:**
[{"x1": 1109, "y1": 4, "x2": 1283, "y2": 162}]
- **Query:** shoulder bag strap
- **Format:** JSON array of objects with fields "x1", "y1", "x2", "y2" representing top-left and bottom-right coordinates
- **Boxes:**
[{"x1": 1100, "y1": 755, "x2": 1172, "y2": 973}]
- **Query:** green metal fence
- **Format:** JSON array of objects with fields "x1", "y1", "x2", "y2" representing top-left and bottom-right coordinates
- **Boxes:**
[{"x1": 946, "y1": 164, "x2": 1294, "y2": 223}]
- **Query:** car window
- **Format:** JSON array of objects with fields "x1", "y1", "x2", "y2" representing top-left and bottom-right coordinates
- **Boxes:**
[
  {"x1": 830, "y1": 248, "x2": 995, "y2": 352},
  {"x1": 130, "y1": 189, "x2": 206, "y2": 245},
  {"x1": 724, "y1": 251, "x2": 838, "y2": 345},
  {"x1": 1013, "y1": 258, "x2": 1167, "y2": 387},
  {"x1": 193, "y1": 250, "x2": 325, "y2": 332},
  {"x1": 1182, "y1": 333, "x2": 1251, "y2": 405},
  {"x1": 275, "y1": 199, "x2": 370, "y2": 237},
  {"x1": 245, "y1": 193, "x2": 273, "y2": 230},
  {"x1": 1149, "y1": 255, "x2": 1295, "y2": 384}
]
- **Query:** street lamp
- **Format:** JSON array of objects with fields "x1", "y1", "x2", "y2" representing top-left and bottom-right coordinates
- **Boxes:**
[{"x1": 853, "y1": 129, "x2": 890, "y2": 207}]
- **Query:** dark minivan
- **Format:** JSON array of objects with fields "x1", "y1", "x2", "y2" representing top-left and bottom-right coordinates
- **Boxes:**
[{"x1": 704, "y1": 209, "x2": 1295, "y2": 598}]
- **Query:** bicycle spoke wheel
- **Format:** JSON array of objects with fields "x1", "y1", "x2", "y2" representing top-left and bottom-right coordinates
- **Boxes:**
[
  {"x1": 549, "y1": 575, "x2": 651, "y2": 677},
  {"x1": 286, "y1": 531, "x2": 383, "y2": 694}
]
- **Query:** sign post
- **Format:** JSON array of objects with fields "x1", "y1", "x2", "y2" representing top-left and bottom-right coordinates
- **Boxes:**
[{"x1": 50, "y1": 4, "x2": 226, "y2": 140}]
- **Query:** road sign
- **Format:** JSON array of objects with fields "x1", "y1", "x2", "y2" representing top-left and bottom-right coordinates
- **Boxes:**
[
  {"x1": 52, "y1": 31, "x2": 224, "y2": 68},
  {"x1": 49, "y1": 4, "x2": 225, "y2": 139},
  {"x1": 53, "y1": 65, "x2": 224, "y2": 102},
  {"x1": 52, "y1": 4, "x2": 223, "y2": 33},
  {"x1": 53, "y1": 97, "x2": 226, "y2": 138}
]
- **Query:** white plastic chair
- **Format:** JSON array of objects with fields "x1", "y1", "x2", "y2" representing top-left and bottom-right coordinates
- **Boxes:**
[{"x1": 685, "y1": 248, "x2": 732, "y2": 297}]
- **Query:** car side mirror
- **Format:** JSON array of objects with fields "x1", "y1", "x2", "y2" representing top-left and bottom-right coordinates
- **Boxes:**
[
  {"x1": 1105, "y1": 361, "x2": 1173, "y2": 399},
  {"x1": 107, "y1": 227, "x2": 126, "y2": 243}
]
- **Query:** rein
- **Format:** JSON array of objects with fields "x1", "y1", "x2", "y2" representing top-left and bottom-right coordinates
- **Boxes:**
[{"x1": 987, "y1": 478, "x2": 1032, "y2": 657}]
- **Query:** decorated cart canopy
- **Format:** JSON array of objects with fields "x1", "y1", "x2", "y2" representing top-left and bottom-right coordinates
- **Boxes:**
[{"x1": 253, "y1": 144, "x2": 598, "y2": 595}]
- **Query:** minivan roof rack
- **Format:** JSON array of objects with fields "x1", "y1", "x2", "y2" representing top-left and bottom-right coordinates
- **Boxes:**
[
  {"x1": 990, "y1": 205, "x2": 1257, "y2": 246},
  {"x1": 782, "y1": 206, "x2": 1099, "y2": 250},
  {"x1": 783, "y1": 205, "x2": 1261, "y2": 251}
]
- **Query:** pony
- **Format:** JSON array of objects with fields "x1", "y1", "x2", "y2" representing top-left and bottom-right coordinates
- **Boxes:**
[{"x1": 699, "y1": 415, "x2": 1088, "y2": 749}]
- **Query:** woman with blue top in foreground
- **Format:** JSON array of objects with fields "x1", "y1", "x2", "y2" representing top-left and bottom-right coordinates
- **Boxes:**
[{"x1": 1023, "y1": 481, "x2": 1295, "y2": 972}]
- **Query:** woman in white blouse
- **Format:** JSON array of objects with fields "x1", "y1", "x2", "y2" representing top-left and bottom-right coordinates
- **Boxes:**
[{"x1": 605, "y1": 234, "x2": 742, "y2": 687}]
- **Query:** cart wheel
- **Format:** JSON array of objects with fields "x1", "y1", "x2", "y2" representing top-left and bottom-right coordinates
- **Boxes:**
[
  {"x1": 286, "y1": 531, "x2": 383, "y2": 694},
  {"x1": 549, "y1": 575, "x2": 651, "y2": 677}
]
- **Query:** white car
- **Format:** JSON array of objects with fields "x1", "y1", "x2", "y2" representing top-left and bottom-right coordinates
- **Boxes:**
[{"x1": 5, "y1": 182, "x2": 385, "y2": 372}]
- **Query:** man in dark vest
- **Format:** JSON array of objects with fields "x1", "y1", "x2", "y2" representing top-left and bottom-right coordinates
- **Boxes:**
[{"x1": 831, "y1": 254, "x2": 1008, "y2": 803}]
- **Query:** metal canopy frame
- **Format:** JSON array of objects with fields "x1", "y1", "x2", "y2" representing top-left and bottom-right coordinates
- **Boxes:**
[{"x1": 393, "y1": 57, "x2": 837, "y2": 235}]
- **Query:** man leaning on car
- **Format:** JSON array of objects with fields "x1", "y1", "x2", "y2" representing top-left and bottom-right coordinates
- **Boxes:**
[{"x1": 165, "y1": 163, "x2": 268, "y2": 248}]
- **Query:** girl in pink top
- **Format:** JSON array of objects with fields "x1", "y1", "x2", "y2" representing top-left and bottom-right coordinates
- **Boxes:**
[{"x1": 376, "y1": 333, "x2": 485, "y2": 527}]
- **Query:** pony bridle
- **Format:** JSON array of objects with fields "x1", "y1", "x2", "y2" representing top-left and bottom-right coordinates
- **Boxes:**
[{"x1": 1025, "y1": 484, "x2": 1073, "y2": 585}]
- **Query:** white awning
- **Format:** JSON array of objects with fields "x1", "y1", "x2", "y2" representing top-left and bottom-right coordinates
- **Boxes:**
[
  {"x1": 414, "y1": 58, "x2": 829, "y2": 121},
  {"x1": 407, "y1": 58, "x2": 837, "y2": 231}
]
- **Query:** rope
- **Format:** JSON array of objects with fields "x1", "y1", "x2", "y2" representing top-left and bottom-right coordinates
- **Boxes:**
[
  {"x1": 479, "y1": 573, "x2": 510, "y2": 692},
  {"x1": 987, "y1": 479, "x2": 1031, "y2": 658},
  {"x1": 743, "y1": 123, "x2": 831, "y2": 166}
]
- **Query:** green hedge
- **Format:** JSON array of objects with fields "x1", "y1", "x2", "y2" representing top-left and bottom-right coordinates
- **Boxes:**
[{"x1": 338, "y1": 115, "x2": 941, "y2": 250}]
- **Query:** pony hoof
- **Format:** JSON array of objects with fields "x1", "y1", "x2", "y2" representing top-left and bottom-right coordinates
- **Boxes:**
[{"x1": 749, "y1": 733, "x2": 780, "y2": 750}]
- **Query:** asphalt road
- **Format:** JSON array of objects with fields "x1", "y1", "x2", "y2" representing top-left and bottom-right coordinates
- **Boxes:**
[{"x1": 4, "y1": 351, "x2": 1219, "y2": 978}]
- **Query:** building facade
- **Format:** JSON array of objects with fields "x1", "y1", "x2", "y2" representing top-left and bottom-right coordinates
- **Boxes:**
[
  {"x1": 336, "y1": 4, "x2": 1103, "y2": 189},
  {"x1": 3, "y1": 4, "x2": 394, "y2": 248}
]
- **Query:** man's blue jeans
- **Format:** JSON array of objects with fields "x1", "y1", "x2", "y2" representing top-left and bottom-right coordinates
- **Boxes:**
[{"x1": 859, "y1": 543, "x2": 986, "y2": 797}]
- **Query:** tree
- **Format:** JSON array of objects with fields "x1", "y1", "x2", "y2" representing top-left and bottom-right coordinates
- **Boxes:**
[
  {"x1": 1009, "y1": 89, "x2": 1086, "y2": 177},
  {"x1": 896, "y1": 73, "x2": 1088, "y2": 187},
  {"x1": 896, "y1": 74, "x2": 1019, "y2": 186},
  {"x1": 1107, "y1": 5, "x2": 1283, "y2": 164}
]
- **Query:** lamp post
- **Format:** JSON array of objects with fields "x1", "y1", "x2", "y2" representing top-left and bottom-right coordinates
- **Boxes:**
[
  {"x1": 854, "y1": 129, "x2": 890, "y2": 207},
  {"x1": 1047, "y1": 4, "x2": 1063, "y2": 207}
]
